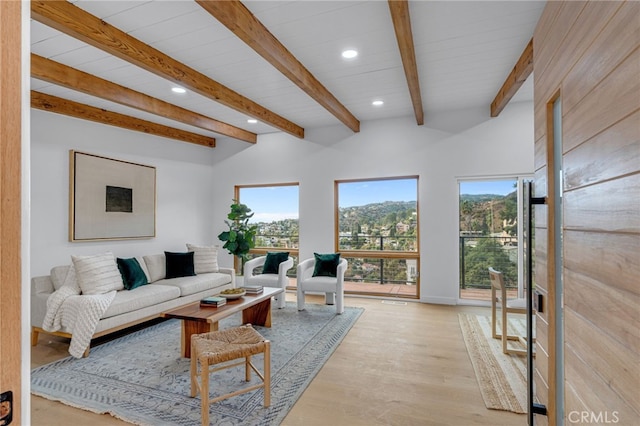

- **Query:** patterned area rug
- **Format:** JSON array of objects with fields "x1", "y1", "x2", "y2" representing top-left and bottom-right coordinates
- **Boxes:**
[
  {"x1": 32, "y1": 302, "x2": 363, "y2": 425},
  {"x1": 458, "y1": 314, "x2": 528, "y2": 414}
]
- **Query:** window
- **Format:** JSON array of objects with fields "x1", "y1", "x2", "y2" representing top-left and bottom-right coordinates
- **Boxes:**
[
  {"x1": 335, "y1": 177, "x2": 419, "y2": 298},
  {"x1": 236, "y1": 183, "x2": 299, "y2": 253}
]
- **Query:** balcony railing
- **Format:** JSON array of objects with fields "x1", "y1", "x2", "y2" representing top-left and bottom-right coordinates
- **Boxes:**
[
  {"x1": 338, "y1": 234, "x2": 417, "y2": 251},
  {"x1": 459, "y1": 235, "x2": 518, "y2": 290},
  {"x1": 254, "y1": 233, "x2": 299, "y2": 249},
  {"x1": 342, "y1": 256, "x2": 418, "y2": 286}
]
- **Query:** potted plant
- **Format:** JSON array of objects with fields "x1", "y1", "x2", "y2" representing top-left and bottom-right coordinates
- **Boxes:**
[{"x1": 218, "y1": 200, "x2": 258, "y2": 275}]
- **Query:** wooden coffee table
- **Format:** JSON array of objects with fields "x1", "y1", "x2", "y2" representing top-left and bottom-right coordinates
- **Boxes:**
[{"x1": 162, "y1": 287, "x2": 283, "y2": 358}]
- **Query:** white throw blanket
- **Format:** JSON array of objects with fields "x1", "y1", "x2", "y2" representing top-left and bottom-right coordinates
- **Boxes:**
[{"x1": 42, "y1": 265, "x2": 116, "y2": 358}]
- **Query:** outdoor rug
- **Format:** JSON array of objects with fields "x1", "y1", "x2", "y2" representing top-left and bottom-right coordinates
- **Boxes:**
[
  {"x1": 458, "y1": 313, "x2": 528, "y2": 414},
  {"x1": 32, "y1": 302, "x2": 363, "y2": 426}
]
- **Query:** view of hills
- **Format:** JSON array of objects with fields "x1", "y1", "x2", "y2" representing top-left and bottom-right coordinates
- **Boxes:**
[
  {"x1": 339, "y1": 201, "x2": 417, "y2": 232},
  {"x1": 460, "y1": 191, "x2": 517, "y2": 236}
]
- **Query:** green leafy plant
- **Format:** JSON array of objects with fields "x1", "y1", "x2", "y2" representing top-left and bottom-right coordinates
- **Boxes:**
[{"x1": 218, "y1": 200, "x2": 258, "y2": 266}]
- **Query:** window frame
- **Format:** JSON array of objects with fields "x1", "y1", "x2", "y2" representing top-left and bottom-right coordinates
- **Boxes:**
[
  {"x1": 334, "y1": 176, "x2": 420, "y2": 258},
  {"x1": 235, "y1": 182, "x2": 299, "y2": 258},
  {"x1": 334, "y1": 176, "x2": 420, "y2": 298}
]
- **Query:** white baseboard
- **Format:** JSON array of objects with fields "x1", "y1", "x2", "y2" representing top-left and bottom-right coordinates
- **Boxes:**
[{"x1": 420, "y1": 296, "x2": 457, "y2": 305}]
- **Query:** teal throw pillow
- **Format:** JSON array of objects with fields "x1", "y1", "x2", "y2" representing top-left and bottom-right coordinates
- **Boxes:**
[
  {"x1": 165, "y1": 251, "x2": 196, "y2": 279},
  {"x1": 117, "y1": 257, "x2": 148, "y2": 290},
  {"x1": 262, "y1": 252, "x2": 290, "y2": 274},
  {"x1": 312, "y1": 253, "x2": 341, "y2": 277}
]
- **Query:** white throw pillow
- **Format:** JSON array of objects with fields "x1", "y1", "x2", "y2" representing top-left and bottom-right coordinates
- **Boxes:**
[
  {"x1": 186, "y1": 244, "x2": 219, "y2": 274},
  {"x1": 71, "y1": 252, "x2": 124, "y2": 295}
]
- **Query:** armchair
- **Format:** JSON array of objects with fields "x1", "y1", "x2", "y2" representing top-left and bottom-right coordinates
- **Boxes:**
[
  {"x1": 244, "y1": 254, "x2": 294, "y2": 309},
  {"x1": 296, "y1": 256, "x2": 347, "y2": 314}
]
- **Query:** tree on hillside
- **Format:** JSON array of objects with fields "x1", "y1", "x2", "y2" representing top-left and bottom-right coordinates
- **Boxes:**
[
  {"x1": 500, "y1": 192, "x2": 518, "y2": 235},
  {"x1": 460, "y1": 199, "x2": 474, "y2": 232},
  {"x1": 463, "y1": 238, "x2": 517, "y2": 288}
]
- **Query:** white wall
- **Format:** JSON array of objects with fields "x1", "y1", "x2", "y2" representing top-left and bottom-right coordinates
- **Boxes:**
[
  {"x1": 210, "y1": 101, "x2": 535, "y2": 304},
  {"x1": 30, "y1": 110, "x2": 218, "y2": 277},
  {"x1": 30, "y1": 100, "x2": 534, "y2": 303}
]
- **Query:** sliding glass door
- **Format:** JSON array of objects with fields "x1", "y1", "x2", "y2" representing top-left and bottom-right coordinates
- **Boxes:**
[{"x1": 458, "y1": 178, "x2": 530, "y2": 302}]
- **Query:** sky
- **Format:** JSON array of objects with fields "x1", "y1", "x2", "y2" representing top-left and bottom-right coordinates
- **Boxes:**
[
  {"x1": 240, "y1": 186, "x2": 299, "y2": 223},
  {"x1": 338, "y1": 178, "x2": 417, "y2": 207},
  {"x1": 240, "y1": 179, "x2": 418, "y2": 223},
  {"x1": 459, "y1": 179, "x2": 517, "y2": 196}
]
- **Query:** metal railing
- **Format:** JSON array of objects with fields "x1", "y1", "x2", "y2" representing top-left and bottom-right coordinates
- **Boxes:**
[
  {"x1": 342, "y1": 256, "x2": 418, "y2": 286},
  {"x1": 459, "y1": 235, "x2": 518, "y2": 289},
  {"x1": 338, "y1": 234, "x2": 417, "y2": 251},
  {"x1": 254, "y1": 233, "x2": 299, "y2": 249}
]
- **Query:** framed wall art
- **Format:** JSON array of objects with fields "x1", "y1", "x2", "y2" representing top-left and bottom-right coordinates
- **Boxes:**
[{"x1": 69, "y1": 150, "x2": 156, "y2": 241}]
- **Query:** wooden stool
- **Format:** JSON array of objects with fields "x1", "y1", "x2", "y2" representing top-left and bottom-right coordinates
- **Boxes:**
[{"x1": 190, "y1": 324, "x2": 270, "y2": 426}]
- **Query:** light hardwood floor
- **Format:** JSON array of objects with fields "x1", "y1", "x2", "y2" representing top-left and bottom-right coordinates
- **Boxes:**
[{"x1": 31, "y1": 293, "x2": 525, "y2": 425}]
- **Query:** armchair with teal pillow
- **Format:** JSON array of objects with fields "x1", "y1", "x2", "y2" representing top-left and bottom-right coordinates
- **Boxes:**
[
  {"x1": 312, "y1": 252, "x2": 341, "y2": 277},
  {"x1": 297, "y1": 253, "x2": 347, "y2": 314},
  {"x1": 244, "y1": 252, "x2": 294, "y2": 309}
]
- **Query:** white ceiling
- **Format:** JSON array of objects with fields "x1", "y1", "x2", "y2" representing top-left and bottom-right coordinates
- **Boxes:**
[{"x1": 31, "y1": 0, "x2": 545, "y2": 142}]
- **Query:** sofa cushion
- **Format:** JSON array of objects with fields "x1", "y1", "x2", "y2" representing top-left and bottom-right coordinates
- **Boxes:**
[
  {"x1": 158, "y1": 273, "x2": 231, "y2": 296},
  {"x1": 49, "y1": 264, "x2": 81, "y2": 292},
  {"x1": 116, "y1": 257, "x2": 148, "y2": 290},
  {"x1": 143, "y1": 254, "x2": 166, "y2": 283},
  {"x1": 186, "y1": 244, "x2": 219, "y2": 274},
  {"x1": 101, "y1": 284, "x2": 180, "y2": 319},
  {"x1": 165, "y1": 251, "x2": 196, "y2": 279},
  {"x1": 50, "y1": 265, "x2": 69, "y2": 290},
  {"x1": 72, "y1": 252, "x2": 124, "y2": 295}
]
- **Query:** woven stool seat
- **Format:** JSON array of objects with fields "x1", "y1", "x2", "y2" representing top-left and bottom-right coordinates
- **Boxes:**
[
  {"x1": 193, "y1": 325, "x2": 268, "y2": 363},
  {"x1": 190, "y1": 324, "x2": 270, "y2": 426}
]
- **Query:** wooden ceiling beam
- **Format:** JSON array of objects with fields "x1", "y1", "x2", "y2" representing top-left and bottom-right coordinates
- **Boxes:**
[
  {"x1": 197, "y1": 0, "x2": 360, "y2": 133},
  {"x1": 30, "y1": 0, "x2": 304, "y2": 138},
  {"x1": 31, "y1": 54, "x2": 256, "y2": 144},
  {"x1": 31, "y1": 91, "x2": 216, "y2": 148},
  {"x1": 388, "y1": 0, "x2": 424, "y2": 126},
  {"x1": 491, "y1": 38, "x2": 533, "y2": 117}
]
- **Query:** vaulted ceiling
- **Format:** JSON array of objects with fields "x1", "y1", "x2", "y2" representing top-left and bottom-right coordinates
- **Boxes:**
[{"x1": 30, "y1": 0, "x2": 545, "y2": 147}]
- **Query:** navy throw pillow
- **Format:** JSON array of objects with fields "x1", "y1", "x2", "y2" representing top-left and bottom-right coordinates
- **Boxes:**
[{"x1": 165, "y1": 251, "x2": 196, "y2": 279}]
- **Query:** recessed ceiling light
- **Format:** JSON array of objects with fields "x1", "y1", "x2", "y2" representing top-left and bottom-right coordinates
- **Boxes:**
[
  {"x1": 247, "y1": 118, "x2": 258, "y2": 124},
  {"x1": 342, "y1": 49, "x2": 358, "y2": 59},
  {"x1": 372, "y1": 100, "x2": 384, "y2": 106},
  {"x1": 171, "y1": 87, "x2": 186, "y2": 94}
]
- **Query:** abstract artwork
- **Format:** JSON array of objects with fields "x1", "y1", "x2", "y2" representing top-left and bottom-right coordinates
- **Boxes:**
[{"x1": 69, "y1": 151, "x2": 156, "y2": 241}]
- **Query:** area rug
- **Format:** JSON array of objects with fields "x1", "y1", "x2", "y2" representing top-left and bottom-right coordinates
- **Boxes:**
[
  {"x1": 32, "y1": 302, "x2": 363, "y2": 425},
  {"x1": 458, "y1": 313, "x2": 528, "y2": 414}
]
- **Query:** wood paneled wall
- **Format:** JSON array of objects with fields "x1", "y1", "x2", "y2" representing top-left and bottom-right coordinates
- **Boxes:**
[
  {"x1": 0, "y1": 1, "x2": 23, "y2": 424},
  {"x1": 533, "y1": 1, "x2": 640, "y2": 424}
]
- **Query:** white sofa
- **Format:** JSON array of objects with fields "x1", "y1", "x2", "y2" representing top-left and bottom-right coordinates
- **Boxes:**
[{"x1": 31, "y1": 252, "x2": 236, "y2": 357}]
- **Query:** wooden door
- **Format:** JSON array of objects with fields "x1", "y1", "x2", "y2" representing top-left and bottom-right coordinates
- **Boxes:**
[
  {"x1": 533, "y1": 1, "x2": 640, "y2": 424},
  {"x1": 0, "y1": 1, "x2": 23, "y2": 425}
]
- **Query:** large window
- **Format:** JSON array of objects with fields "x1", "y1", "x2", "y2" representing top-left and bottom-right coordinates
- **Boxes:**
[
  {"x1": 335, "y1": 177, "x2": 419, "y2": 298},
  {"x1": 236, "y1": 184, "x2": 299, "y2": 275}
]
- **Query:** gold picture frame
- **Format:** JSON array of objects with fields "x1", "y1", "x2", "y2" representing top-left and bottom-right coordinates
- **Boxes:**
[{"x1": 69, "y1": 150, "x2": 156, "y2": 241}]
